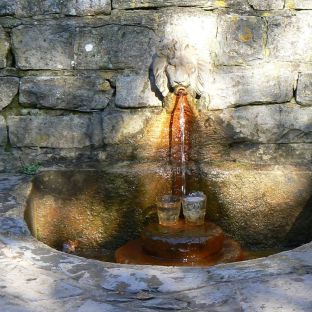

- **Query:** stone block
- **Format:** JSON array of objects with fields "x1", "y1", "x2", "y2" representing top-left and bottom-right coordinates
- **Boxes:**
[
  {"x1": 229, "y1": 143, "x2": 312, "y2": 164},
  {"x1": 0, "y1": 26, "x2": 9, "y2": 68},
  {"x1": 267, "y1": 13, "x2": 312, "y2": 62},
  {"x1": 286, "y1": 0, "x2": 312, "y2": 9},
  {"x1": 20, "y1": 76, "x2": 113, "y2": 111},
  {"x1": 63, "y1": 0, "x2": 111, "y2": 16},
  {"x1": 15, "y1": 0, "x2": 61, "y2": 17},
  {"x1": 0, "y1": 0, "x2": 17, "y2": 16},
  {"x1": 75, "y1": 25, "x2": 156, "y2": 70},
  {"x1": 12, "y1": 25, "x2": 75, "y2": 70},
  {"x1": 0, "y1": 77, "x2": 19, "y2": 111},
  {"x1": 115, "y1": 74, "x2": 162, "y2": 108},
  {"x1": 296, "y1": 73, "x2": 312, "y2": 106},
  {"x1": 102, "y1": 109, "x2": 152, "y2": 144},
  {"x1": 159, "y1": 9, "x2": 218, "y2": 60},
  {"x1": 0, "y1": 116, "x2": 7, "y2": 146},
  {"x1": 0, "y1": 0, "x2": 111, "y2": 16},
  {"x1": 247, "y1": 0, "x2": 284, "y2": 10},
  {"x1": 221, "y1": 104, "x2": 312, "y2": 144},
  {"x1": 8, "y1": 114, "x2": 102, "y2": 148},
  {"x1": 216, "y1": 15, "x2": 264, "y2": 65},
  {"x1": 208, "y1": 64, "x2": 295, "y2": 110}
]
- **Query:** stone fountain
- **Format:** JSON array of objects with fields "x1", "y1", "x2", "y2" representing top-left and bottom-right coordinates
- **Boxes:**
[{"x1": 115, "y1": 41, "x2": 243, "y2": 266}]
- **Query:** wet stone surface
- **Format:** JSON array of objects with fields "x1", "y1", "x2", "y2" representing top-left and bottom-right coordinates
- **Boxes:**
[{"x1": 0, "y1": 170, "x2": 312, "y2": 311}]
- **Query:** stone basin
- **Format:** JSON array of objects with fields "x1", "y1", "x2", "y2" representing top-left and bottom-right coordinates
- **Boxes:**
[
  {"x1": 0, "y1": 163, "x2": 312, "y2": 311},
  {"x1": 24, "y1": 162, "x2": 312, "y2": 260}
]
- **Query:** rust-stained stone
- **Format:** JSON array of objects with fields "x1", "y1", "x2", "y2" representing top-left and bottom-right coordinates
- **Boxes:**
[{"x1": 24, "y1": 164, "x2": 312, "y2": 250}]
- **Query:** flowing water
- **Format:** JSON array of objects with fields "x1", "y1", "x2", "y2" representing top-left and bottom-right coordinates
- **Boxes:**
[{"x1": 169, "y1": 93, "x2": 194, "y2": 196}]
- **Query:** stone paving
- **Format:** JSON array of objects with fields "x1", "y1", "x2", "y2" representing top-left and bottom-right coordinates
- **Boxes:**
[{"x1": 0, "y1": 174, "x2": 312, "y2": 311}]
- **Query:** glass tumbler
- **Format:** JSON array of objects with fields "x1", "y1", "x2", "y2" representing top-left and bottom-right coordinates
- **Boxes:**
[
  {"x1": 157, "y1": 195, "x2": 181, "y2": 226},
  {"x1": 182, "y1": 192, "x2": 207, "y2": 225}
]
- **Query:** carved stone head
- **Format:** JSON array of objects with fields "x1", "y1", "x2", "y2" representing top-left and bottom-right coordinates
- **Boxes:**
[{"x1": 152, "y1": 40, "x2": 210, "y2": 97}]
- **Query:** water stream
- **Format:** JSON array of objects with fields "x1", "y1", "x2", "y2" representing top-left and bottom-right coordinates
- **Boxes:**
[
  {"x1": 169, "y1": 93, "x2": 193, "y2": 196},
  {"x1": 179, "y1": 94, "x2": 186, "y2": 196}
]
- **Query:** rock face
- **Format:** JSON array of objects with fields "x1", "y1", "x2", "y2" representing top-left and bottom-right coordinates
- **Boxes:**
[
  {"x1": 20, "y1": 76, "x2": 113, "y2": 111},
  {"x1": 0, "y1": 77, "x2": 19, "y2": 111},
  {"x1": 1, "y1": 1, "x2": 312, "y2": 169}
]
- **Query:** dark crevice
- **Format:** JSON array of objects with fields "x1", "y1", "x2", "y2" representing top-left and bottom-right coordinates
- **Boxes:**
[
  {"x1": 246, "y1": 0, "x2": 257, "y2": 11},
  {"x1": 293, "y1": 72, "x2": 300, "y2": 101},
  {"x1": 112, "y1": 5, "x2": 223, "y2": 11}
]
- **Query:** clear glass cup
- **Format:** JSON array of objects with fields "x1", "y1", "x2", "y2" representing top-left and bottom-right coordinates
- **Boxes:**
[
  {"x1": 157, "y1": 195, "x2": 181, "y2": 226},
  {"x1": 182, "y1": 192, "x2": 207, "y2": 225}
]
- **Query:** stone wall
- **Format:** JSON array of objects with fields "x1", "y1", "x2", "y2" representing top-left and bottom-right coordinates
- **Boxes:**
[{"x1": 0, "y1": 0, "x2": 312, "y2": 171}]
